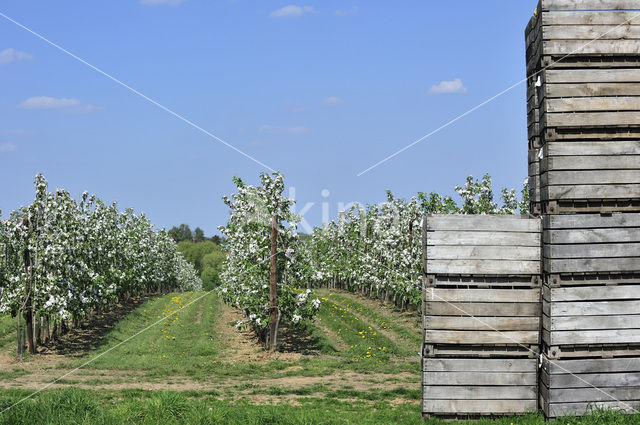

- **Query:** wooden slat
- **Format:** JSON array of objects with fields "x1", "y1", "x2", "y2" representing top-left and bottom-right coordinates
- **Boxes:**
[
  {"x1": 545, "y1": 213, "x2": 640, "y2": 228},
  {"x1": 423, "y1": 385, "x2": 537, "y2": 400},
  {"x1": 545, "y1": 82, "x2": 640, "y2": 97},
  {"x1": 425, "y1": 330, "x2": 539, "y2": 345},
  {"x1": 426, "y1": 246, "x2": 541, "y2": 261},
  {"x1": 545, "y1": 228, "x2": 640, "y2": 243},
  {"x1": 545, "y1": 257, "x2": 640, "y2": 273},
  {"x1": 424, "y1": 302, "x2": 540, "y2": 317},
  {"x1": 549, "y1": 314, "x2": 640, "y2": 331},
  {"x1": 547, "y1": 401, "x2": 639, "y2": 418},
  {"x1": 425, "y1": 316, "x2": 540, "y2": 331},
  {"x1": 423, "y1": 372, "x2": 536, "y2": 386},
  {"x1": 548, "y1": 285, "x2": 640, "y2": 301},
  {"x1": 543, "y1": 11, "x2": 640, "y2": 25},
  {"x1": 550, "y1": 300, "x2": 640, "y2": 316},
  {"x1": 545, "y1": 96, "x2": 640, "y2": 113},
  {"x1": 545, "y1": 69, "x2": 640, "y2": 84},
  {"x1": 544, "y1": 111, "x2": 640, "y2": 127},
  {"x1": 544, "y1": 242, "x2": 640, "y2": 258},
  {"x1": 544, "y1": 154, "x2": 640, "y2": 170},
  {"x1": 425, "y1": 358, "x2": 537, "y2": 372},
  {"x1": 545, "y1": 328, "x2": 640, "y2": 345},
  {"x1": 542, "y1": 170, "x2": 640, "y2": 185},
  {"x1": 423, "y1": 399, "x2": 536, "y2": 415},
  {"x1": 542, "y1": 25, "x2": 640, "y2": 41},
  {"x1": 425, "y1": 288, "x2": 540, "y2": 303},
  {"x1": 542, "y1": 184, "x2": 640, "y2": 200},
  {"x1": 546, "y1": 357, "x2": 640, "y2": 374},
  {"x1": 426, "y1": 259, "x2": 541, "y2": 275},
  {"x1": 542, "y1": 0, "x2": 640, "y2": 11},
  {"x1": 427, "y1": 231, "x2": 540, "y2": 246},
  {"x1": 426, "y1": 215, "x2": 541, "y2": 232},
  {"x1": 545, "y1": 141, "x2": 640, "y2": 156},
  {"x1": 546, "y1": 372, "x2": 640, "y2": 389}
]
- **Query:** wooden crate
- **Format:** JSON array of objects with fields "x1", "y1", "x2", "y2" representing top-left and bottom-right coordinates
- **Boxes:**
[
  {"x1": 543, "y1": 213, "x2": 640, "y2": 274},
  {"x1": 538, "y1": 140, "x2": 640, "y2": 213},
  {"x1": 424, "y1": 215, "x2": 542, "y2": 276},
  {"x1": 540, "y1": 355, "x2": 640, "y2": 419},
  {"x1": 529, "y1": 146, "x2": 542, "y2": 215},
  {"x1": 542, "y1": 284, "x2": 640, "y2": 358},
  {"x1": 538, "y1": 68, "x2": 640, "y2": 136},
  {"x1": 422, "y1": 357, "x2": 538, "y2": 418},
  {"x1": 423, "y1": 285, "x2": 541, "y2": 354},
  {"x1": 526, "y1": 0, "x2": 640, "y2": 73}
]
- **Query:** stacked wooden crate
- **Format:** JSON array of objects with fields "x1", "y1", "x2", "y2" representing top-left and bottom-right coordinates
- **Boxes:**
[
  {"x1": 422, "y1": 215, "x2": 542, "y2": 418},
  {"x1": 526, "y1": 0, "x2": 640, "y2": 419}
]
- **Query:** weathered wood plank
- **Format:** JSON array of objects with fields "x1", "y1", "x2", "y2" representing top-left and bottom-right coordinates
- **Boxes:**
[
  {"x1": 548, "y1": 285, "x2": 640, "y2": 301},
  {"x1": 545, "y1": 96, "x2": 640, "y2": 113},
  {"x1": 427, "y1": 231, "x2": 540, "y2": 246},
  {"x1": 542, "y1": 170, "x2": 640, "y2": 186},
  {"x1": 423, "y1": 399, "x2": 537, "y2": 415},
  {"x1": 546, "y1": 401, "x2": 639, "y2": 418},
  {"x1": 426, "y1": 215, "x2": 541, "y2": 232},
  {"x1": 424, "y1": 330, "x2": 539, "y2": 345},
  {"x1": 549, "y1": 314, "x2": 640, "y2": 331},
  {"x1": 545, "y1": 227, "x2": 640, "y2": 244},
  {"x1": 424, "y1": 358, "x2": 537, "y2": 372},
  {"x1": 545, "y1": 328, "x2": 640, "y2": 345},
  {"x1": 426, "y1": 246, "x2": 541, "y2": 262},
  {"x1": 542, "y1": 0, "x2": 640, "y2": 11},
  {"x1": 545, "y1": 155, "x2": 640, "y2": 170},
  {"x1": 425, "y1": 288, "x2": 540, "y2": 303},
  {"x1": 425, "y1": 315, "x2": 540, "y2": 331},
  {"x1": 546, "y1": 257, "x2": 640, "y2": 273},
  {"x1": 423, "y1": 372, "x2": 537, "y2": 386},
  {"x1": 545, "y1": 387, "x2": 640, "y2": 404},
  {"x1": 427, "y1": 259, "x2": 541, "y2": 275},
  {"x1": 542, "y1": 25, "x2": 640, "y2": 41},
  {"x1": 423, "y1": 385, "x2": 537, "y2": 400},
  {"x1": 550, "y1": 300, "x2": 640, "y2": 316},
  {"x1": 545, "y1": 69, "x2": 640, "y2": 83},
  {"x1": 544, "y1": 111, "x2": 640, "y2": 127},
  {"x1": 546, "y1": 372, "x2": 640, "y2": 389},
  {"x1": 545, "y1": 212, "x2": 640, "y2": 228},
  {"x1": 546, "y1": 357, "x2": 640, "y2": 374},
  {"x1": 545, "y1": 141, "x2": 640, "y2": 156},
  {"x1": 543, "y1": 11, "x2": 640, "y2": 25},
  {"x1": 545, "y1": 242, "x2": 640, "y2": 259},
  {"x1": 542, "y1": 184, "x2": 640, "y2": 200},
  {"x1": 545, "y1": 82, "x2": 640, "y2": 97},
  {"x1": 424, "y1": 302, "x2": 541, "y2": 317}
]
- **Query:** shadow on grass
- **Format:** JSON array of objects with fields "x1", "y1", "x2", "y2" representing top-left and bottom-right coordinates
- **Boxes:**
[{"x1": 39, "y1": 294, "x2": 161, "y2": 358}]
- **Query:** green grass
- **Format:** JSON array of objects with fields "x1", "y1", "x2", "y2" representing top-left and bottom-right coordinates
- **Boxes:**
[
  {"x1": 1, "y1": 387, "x2": 638, "y2": 425},
  {"x1": 77, "y1": 292, "x2": 220, "y2": 374}
]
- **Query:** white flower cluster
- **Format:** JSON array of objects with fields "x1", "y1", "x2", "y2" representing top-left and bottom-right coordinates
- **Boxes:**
[{"x1": 0, "y1": 174, "x2": 202, "y2": 321}]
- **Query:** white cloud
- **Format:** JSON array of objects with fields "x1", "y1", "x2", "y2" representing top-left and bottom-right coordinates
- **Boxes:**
[
  {"x1": 18, "y1": 96, "x2": 101, "y2": 113},
  {"x1": 269, "y1": 5, "x2": 315, "y2": 18},
  {"x1": 141, "y1": 0, "x2": 188, "y2": 5},
  {"x1": 323, "y1": 96, "x2": 343, "y2": 106},
  {"x1": 334, "y1": 6, "x2": 358, "y2": 16},
  {"x1": 0, "y1": 48, "x2": 33, "y2": 65},
  {"x1": 428, "y1": 78, "x2": 468, "y2": 95},
  {"x1": 259, "y1": 125, "x2": 309, "y2": 135},
  {"x1": 0, "y1": 143, "x2": 16, "y2": 153}
]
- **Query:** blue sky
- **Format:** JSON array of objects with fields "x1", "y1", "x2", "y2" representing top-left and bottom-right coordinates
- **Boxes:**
[{"x1": 0, "y1": 1, "x2": 537, "y2": 236}]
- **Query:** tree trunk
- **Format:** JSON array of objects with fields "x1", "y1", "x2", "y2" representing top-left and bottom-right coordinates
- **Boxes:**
[{"x1": 268, "y1": 213, "x2": 278, "y2": 352}]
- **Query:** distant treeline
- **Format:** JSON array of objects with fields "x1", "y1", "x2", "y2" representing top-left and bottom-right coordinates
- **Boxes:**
[{"x1": 168, "y1": 224, "x2": 225, "y2": 291}]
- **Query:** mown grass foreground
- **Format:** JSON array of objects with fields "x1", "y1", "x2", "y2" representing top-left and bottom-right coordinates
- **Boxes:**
[{"x1": 0, "y1": 291, "x2": 639, "y2": 424}]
